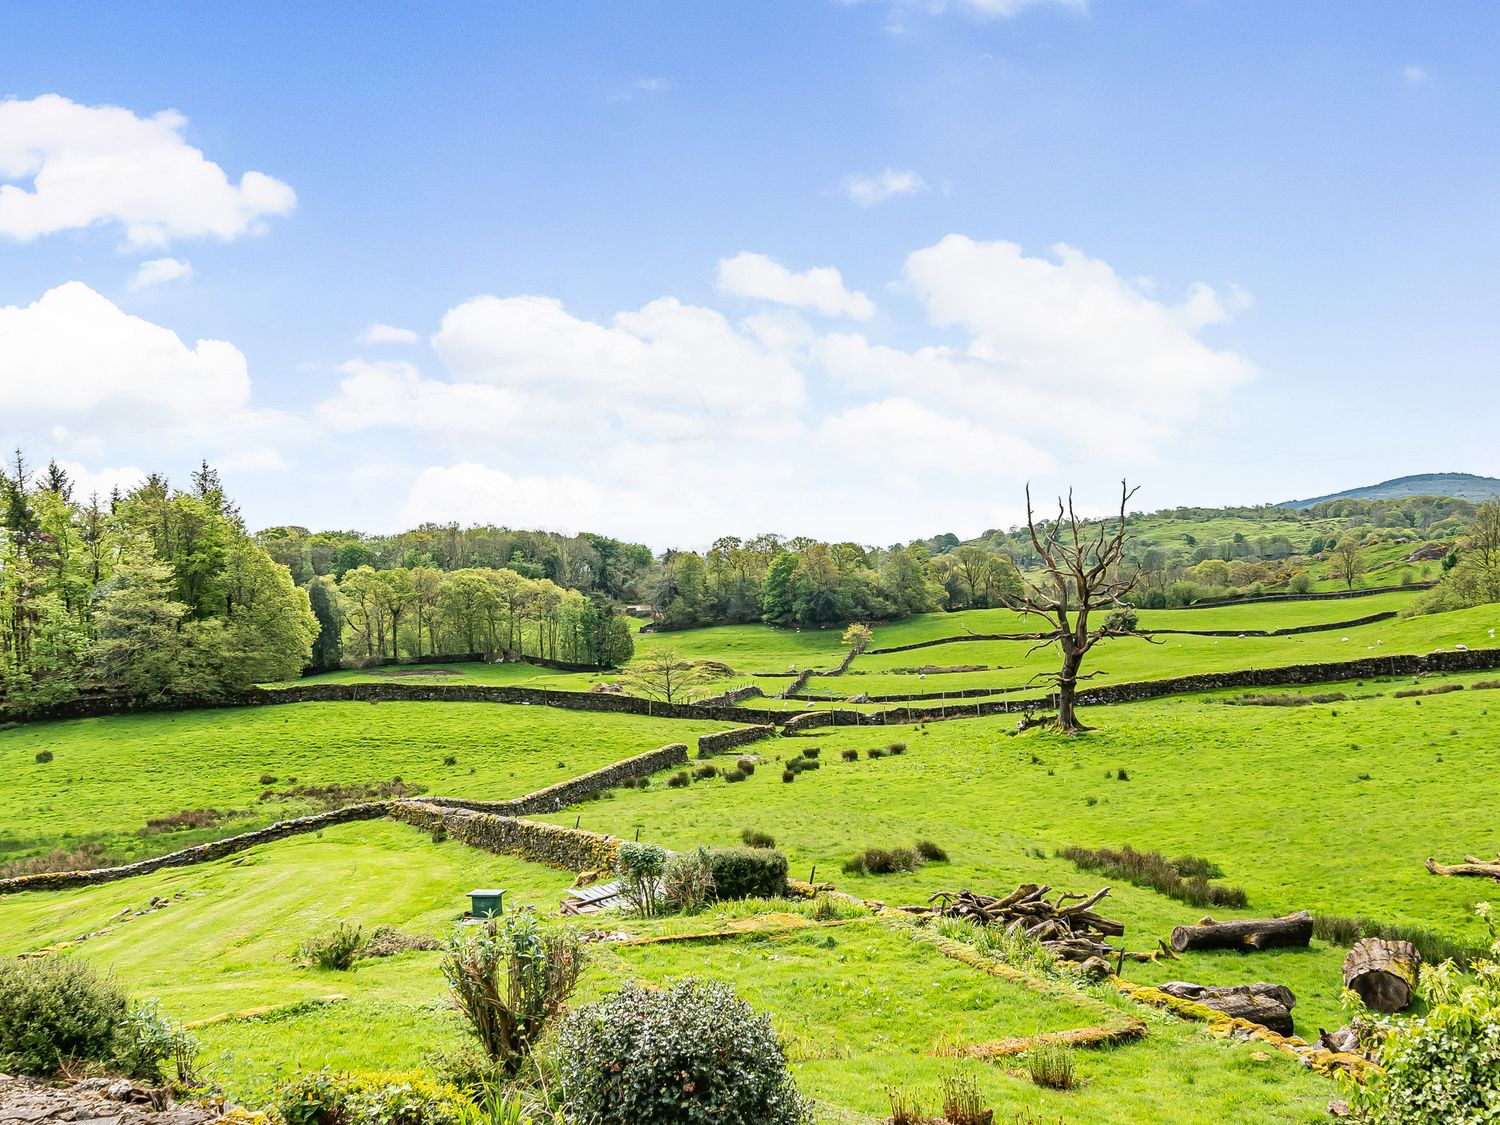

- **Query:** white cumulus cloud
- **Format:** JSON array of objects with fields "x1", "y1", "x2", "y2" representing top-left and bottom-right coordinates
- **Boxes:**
[
  {"x1": 399, "y1": 463, "x2": 605, "y2": 533},
  {"x1": 716, "y1": 252, "x2": 875, "y2": 319},
  {"x1": 360, "y1": 322, "x2": 421, "y2": 345},
  {"x1": 127, "y1": 257, "x2": 193, "y2": 291},
  {"x1": 0, "y1": 94, "x2": 296, "y2": 247},
  {"x1": 841, "y1": 167, "x2": 928, "y2": 205},
  {"x1": 54, "y1": 461, "x2": 147, "y2": 501}
]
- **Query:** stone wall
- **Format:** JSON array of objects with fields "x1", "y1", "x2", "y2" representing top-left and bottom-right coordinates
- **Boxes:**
[
  {"x1": 0, "y1": 802, "x2": 390, "y2": 895},
  {"x1": 1175, "y1": 582, "x2": 1435, "y2": 610},
  {"x1": 697, "y1": 724, "x2": 775, "y2": 757},
  {"x1": 389, "y1": 801, "x2": 621, "y2": 872},
  {"x1": 694, "y1": 684, "x2": 767, "y2": 708}
]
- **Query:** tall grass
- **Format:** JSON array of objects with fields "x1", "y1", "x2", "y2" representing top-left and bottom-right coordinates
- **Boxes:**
[
  {"x1": 1313, "y1": 914, "x2": 1487, "y2": 967},
  {"x1": 1057, "y1": 844, "x2": 1248, "y2": 909}
]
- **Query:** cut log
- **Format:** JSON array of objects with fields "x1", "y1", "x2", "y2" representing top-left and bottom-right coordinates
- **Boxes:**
[
  {"x1": 1170, "y1": 910, "x2": 1313, "y2": 953},
  {"x1": 1342, "y1": 937, "x2": 1420, "y2": 1012},
  {"x1": 1425, "y1": 856, "x2": 1500, "y2": 881},
  {"x1": 1158, "y1": 981, "x2": 1296, "y2": 1035}
]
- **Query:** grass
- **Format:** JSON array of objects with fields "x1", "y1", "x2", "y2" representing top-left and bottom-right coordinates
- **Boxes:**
[{"x1": 0, "y1": 702, "x2": 724, "y2": 864}]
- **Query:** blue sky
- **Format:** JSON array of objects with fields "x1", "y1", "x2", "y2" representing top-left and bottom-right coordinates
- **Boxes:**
[{"x1": 2, "y1": 1, "x2": 1497, "y2": 547}]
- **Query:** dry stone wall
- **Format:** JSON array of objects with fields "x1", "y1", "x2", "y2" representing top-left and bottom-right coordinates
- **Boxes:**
[
  {"x1": 697, "y1": 724, "x2": 775, "y2": 757},
  {"x1": 389, "y1": 801, "x2": 620, "y2": 872}
]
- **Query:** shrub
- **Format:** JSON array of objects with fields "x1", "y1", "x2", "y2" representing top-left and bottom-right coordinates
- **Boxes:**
[
  {"x1": 663, "y1": 847, "x2": 716, "y2": 915},
  {"x1": 1057, "y1": 844, "x2": 1247, "y2": 910},
  {"x1": 0, "y1": 843, "x2": 116, "y2": 879},
  {"x1": 440, "y1": 913, "x2": 583, "y2": 1075},
  {"x1": 723, "y1": 767, "x2": 748, "y2": 783},
  {"x1": 667, "y1": 771, "x2": 690, "y2": 788},
  {"x1": 616, "y1": 841, "x2": 668, "y2": 916},
  {"x1": 914, "y1": 839, "x2": 949, "y2": 863},
  {"x1": 840, "y1": 748, "x2": 858, "y2": 762},
  {"x1": 887, "y1": 742, "x2": 907, "y2": 755},
  {"x1": 1115, "y1": 768, "x2": 1129, "y2": 781},
  {"x1": 272, "y1": 1068, "x2": 470, "y2": 1125},
  {"x1": 741, "y1": 828, "x2": 776, "y2": 849},
  {"x1": 0, "y1": 957, "x2": 127, "y2": 1076},
  {"x1": 297, "y1": 922, "x2": 366, "y2": 970},
  {"x1": 443, "y1": 755, "x2": 458, "y2": 766},
  {"x1": 1027, "y1": 1042, "x2": 1076, "y2": 1090},
  {"x1": 115, "y1": 998, "x2": 198, "y2": 1086},
  {"x1": 801, "y1": 747, "x2": 820, "y2": 760},
  {"x1": 708, "y1": 847, "x2": 789, "y2": 899},
  {"x1": 364, "y1": 926, "x2": 442, "y2": 958},
  {"x1": 259, "y1": 773, "x2": 278, "y2": 785},
  {"x1": 782, "y1": 769, "x2": 795, "y2": 782},
  {"x1": 1395, "y1": 683, "x2": 1464, "y2": 699},
  {"x1": 555, "y1": 979, "x2": 811, "y2": 1124},
  {"x1": 34, "y1": 750, "x2": 52, "y2": 764},
  {"x1": 693, "y1": 764, "x2": 718, "y2": 780},
  {"x1": 802, "y1": 759, "x2": 821, "y2": 771},
  {"x1": 843, "y1": 846, "x2": 920, "y2": 876},
  {"x1": 736, "y1": 756, "x2": 757, "y2": 775},
  {"x1": 867, "y1": 747, "x2": 887, "y2": 759}
]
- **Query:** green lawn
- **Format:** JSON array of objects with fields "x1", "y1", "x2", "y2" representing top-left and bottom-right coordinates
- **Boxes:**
[{"x1": 0, "y1": 702, "x2": 723, "y2": 865}]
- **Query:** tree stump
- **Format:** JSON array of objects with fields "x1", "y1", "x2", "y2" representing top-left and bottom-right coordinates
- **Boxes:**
[
  {"x1": 1158, "y1": 981, "x2": 1296, "y2": 1036},
  {"x1": 1342, "y1": 937, "x2": 1420, "y2": 1012},
  {"x1": 1170, "y1": 910, "x2": 1313, "y2": 953}
]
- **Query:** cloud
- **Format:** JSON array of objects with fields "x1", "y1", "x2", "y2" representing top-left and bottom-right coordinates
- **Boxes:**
[
  {"x1": 634, "y1": 77, "x2": 676, "y2": 92},
  {"x1": 958, "y1": 0, "x2": 1084, "y2": 15},
  {"x1": 360, "y1": 322, "x2": 421, "y2": 345},
  {"x1": 716, "y1": 251, "x2": 875, "y2": 319},
  {"x1": 54, "y1": 460, "x2": 147, "y2": 501},
  {"x1": 840, "y1": 167, "x2": 928, "y2": 206},
  {"x1": 1401, "y1": 64, "x2": 1429, "y2": 85},
  {"x1": 399, "y1": 463, "x2": 605, "y2": 533},
  {"x1": 847, "y1": 0, "x2": 1084, "y2": 20},
  {"x1": 819, "y1": 397, "x2": 1051, "y2": 476},
  {"x1": 0, "y1": 282, "x2": 250, "y2": 425},
  {"x1": 219, "y1": 447, "x2": 288, "y2": 472},
  {"x1": 319, "y1": 359, "x2": 522, "y2": 438},
  {"x1": 127, "y1": 257, "x2": 193, "y2": 291},
  {"x1": 0, "y1": 94, "x2": 295, "y2": 247}
]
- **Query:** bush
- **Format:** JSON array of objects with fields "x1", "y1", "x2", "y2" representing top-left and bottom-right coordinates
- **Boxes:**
[
  {"x1": 0, "y1": 957, "x2": 127, "y2": 1076},
  {"x1": 840, "y1": 748, "x2": 858, "y2": 762},
  {"x1": 298, "y1": 922, "x2": 366, "y2": 970},
  {"x1": 555, "y1": 979, "x2": 811, "y2": 1124},
  {"x1": 736, "y1": 756, "x2": 757, "y2": 775},
  {"x1": 693, "y1": 764, "x2": 718, "y2": 780},
  {"x1": 259, "y1": 773, "x2": 278, "y2": 785},
  {"x1": 616, "y1": 841, "x2": 668, "y2": 916},
  {"x1": 914, "y1": 839, "x2": 949, "y2": 863},
  {"x1": 115, "y1": 998, "x2": 198, "y2": 1086},
  {"x1": 667, "y1": 771, "x2": 690, "y2": 788},
  {"x1": 781, "y1": 769, "x2": 795, "y2": 783},
  {"x1": 723, "y1": 768, "x2": 748, "y2": 783},
  {"x1": 801, "y1": 747, "x2": 820, "y2": 760},
  {"x1": 843, "y1": 846, "x2": 921, "y2": 876},
  {"x1": 1027, "y1": 1042, "x2": 1076, "y2": 1090},
  {"x1": 708, "y1": 847, "x2": 789, "y2": 900},
  {"x1": 887, "y1": 742, "x2": 907, "y2": 755},
  {"x1": 741, "y1": 828, "x2": 776, "y2": 849},
  {"x1": 440, "y1": 913, "x2": 583, "y2": 1075},
  {"x1": 34, "y1": 750, "x2": 52, "y2": 764},
  {"x1": 663, "y1": 847, "x2": 716, "y2": 915},
  {"x1": 272, "y1": 1068, "x2": 470, "y2": 1125},
  {"x1": 867, "y1": 747, "x2": 887, "y2": 759}
]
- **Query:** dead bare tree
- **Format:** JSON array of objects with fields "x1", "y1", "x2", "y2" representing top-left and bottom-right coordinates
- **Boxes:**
[{"x1": 1008, "y1": 480, "x2": 1158, "y2": 733}]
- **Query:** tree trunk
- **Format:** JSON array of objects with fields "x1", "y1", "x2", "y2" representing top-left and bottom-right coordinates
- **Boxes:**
[
  {"x1": 1342, "y1": 938, "x2": 1420, "y2": 1012},
  {"x1": 1170, "y1": 910, "x2": 1313, "y2": 953},
  {"x1": 1056, "y1": 648, "x2": 1085, "y2": 732},
  {"x1": 1158, "y1": 981, "x2": 1296, "y2": 1035}
]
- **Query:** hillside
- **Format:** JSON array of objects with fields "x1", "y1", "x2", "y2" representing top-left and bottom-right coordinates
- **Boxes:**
[{"x1": 1281, "y1": 472, "x2": 1500, "y2": 509}]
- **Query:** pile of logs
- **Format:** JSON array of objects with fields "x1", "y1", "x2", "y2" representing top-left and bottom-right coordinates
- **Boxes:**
[{"x1": 925, "y1": 884, "x2": 1127, "y2": 962}]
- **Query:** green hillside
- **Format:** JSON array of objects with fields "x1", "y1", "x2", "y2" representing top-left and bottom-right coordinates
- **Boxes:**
[{"x1": 1282, "y1": 472, "x2": 1500, "y2": 509}]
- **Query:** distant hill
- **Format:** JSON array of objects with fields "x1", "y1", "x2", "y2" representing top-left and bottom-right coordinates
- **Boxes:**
[{"x1": 1281, "y1": 473, "x2": 1500, "y2": 509}]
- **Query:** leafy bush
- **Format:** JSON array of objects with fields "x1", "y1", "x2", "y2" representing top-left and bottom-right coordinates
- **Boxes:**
[
  {"x1": 735, "y1": 756, "x2": 757, "y2": 775},
  {"x1": 667, "y1": 771, "x2": 690, "y2": 788},
  {"x1": 298, "y1": 922, "x2": 366, "y2": 970},
  {"x1": 115, "y1": 998, "x2": 198, "y2": 1085},
  {"x1": 708, "y1": 847, "x2": 789, "y2": 900},
  {"x1": 441, "y1": 914, "x2": 583, "y2": 1075},
  {"x1": 840, "y1": 748, "x2": 858, "y2": 762},
  {"x1": 616, "y1": 841, "x2": 668, "y2": 916},
  {"x1": 801, "y1": 747, "x2": 819, "y2": 760},
  {"x1": 1056, "y1": 844, "x2": 1246, "y2": 909},
  {"x1": 914, "y1": 839, "x2": 949, "y2": 863},
  {"x1": 723, "y1": 767, "x2": 748, "y2": 783},
  {"x1": 1353, "y1": 904, "x2": 1500, "y2": 1122},
  {"x1": 887, "y1": 742, "x2": 907, "y2": 755},
  {"x1": 693, "y1": 764, "x2": 718, "y2": 780},
  {"x1": 259, "y1": 773, "x2": 279, "y2": 784},
  {"x1": 1027, "y1": 1042, "x2": 1076, "y2": 1090},
  {"x1": 0, "y1": 957, "x2": 127, "y2": 1076},
  {"x1": 663, "y1": 847, "x2": 716, "y2": 915},
  {"x1": 866, "y1": 747, "x2": 887, "y2": 759},
  {"x1": 842, "y1": 846, "x2": 921, "y2": 876},
  {"x1": 740, "y1": 828, "x2": 776, "y2": 849},
  {"x1": 272, "y1": 1068, "x2": 470, "y2": 1125},
  {"x1": 34, "y1": 749, "x2": 53, "y2": 763},
  {"x1": 782, "y1": 768, "x2": 795, "y2": 782},
  {"x1": 555, "y1": 979, "x2": 811, "y2": 1124}
]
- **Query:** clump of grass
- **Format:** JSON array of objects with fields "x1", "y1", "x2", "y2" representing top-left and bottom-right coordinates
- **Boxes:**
[
  {"x1": 886, "y1": 1086, "x2": 926, "y2": 1125},
  {"x1": 723, "y1": 768, "x2": 748, "y2": 783},
  {"x1": 34, "y1": 750, "x2": 52, "y2": 764},
  {"x1": 693, "y1": 764, "x2": 718, "y2": 780},
  {"x1": 1394, "y1": 684, "x2": 1464, "y2": 698},
  {"x1": 914, "y1": 839, "x2": 949, "y2": 863},
  {"x1": 843, "y1": 845, "x2": 922, "y2": 876},
  {"x1": 1225, "y1": 692, "x2": 1347, "y2": 707},
  {"x1": 940, "y1": 1070, "x2": 991, "y2": 1124},
  {"x1": 736, "y1": 756, "x2": 757, "y2": 775},
  {"x1": 1115, "y1": 768, "x2": 1129, "y2": 781},
  {"x1": 1471, "y1": 680, "x2": 1500, "y2": 691},
  {"x1": 0, "y1": 843, "x2": 116, "y2": 879},
  {"x1": 782, "y1": 770, "x2": 796, "y2": 783},
  {"x1": 139, "y1": 808, "x2": 230, "y2": 835},
  {"x1": 741, "y1": 828, "x2": 776, "y2": 849},
  {"x1": 1084, "y1": 796, "x2": 1098, "y2": 807},
  {"x1": 867, "y1": 747, "x2": 888, "y2": 759},
  {"x1": 1313, "y1": 914, "x2": 1487, "y2": 966},
  {"x1": 1057, "y1": 844, "x2": 1247, "y2": 909},
  {"x1": 258, "y1": 773, "x2": 278, "y2": 785},
  {"x1": 667, "y1": 771, "x2": 689, "y2": 788},
  {"x1": 801, "y1": 747, "x2": 820, "y2": 760},
  {"x1": 840, "y1": 748, "x2": 859, "y2": 762},
  {"x1": 888, "y1": 742, "x2": 907, "y2": 755},
  {"x1": 1027, "y1": 1042, "x2": 1077, "y2": 1090},
  {"x1": 296, "y1": 922, "x2": 365, "y2": 970}
]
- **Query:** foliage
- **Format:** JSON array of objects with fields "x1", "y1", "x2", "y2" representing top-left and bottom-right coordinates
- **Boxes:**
[
  {"x1": 841, "y1": 622, "x2": 873, "y2": 653},
  {"x1": 115, "y1": 998, "x2": 199, "y2": 1086},
  {"x1": 615, "y1": 840, "x2": 668, "y2": 916},
  {"x1": 843, "y1": 845, "x2": 922, "y2": 876},
  {"x1": 1313, "y1": 915, "x2": 1485, "y2": 967},
  {"x1": 1027, "y1": 1043, "x2": 1077, "y2": 1090},
  {"x1": 0, "y1": 956, "x2": 128, "y2": 1076},
  {"x1": 297, "y1": 922, "x2": 366, "y2": 970},
  {"x1": 1056, "y1": 844, "x2": 1248, "y2": 909},
  {"x1": 940, "y1": 1070, "x2": 992, "y2": 1124},
  {"x1": 662, "y1": 846, "x2": 716, "y2": 914},
  {"x1": 914, "y1": 839, "x2": 949, "y2": 863},
  {"x1": 272, "y1": 1067, "x2": 471, "y2": 1125},
  {"x1": 1351, "y1": 904, "x2": 1500, "y2": 1123},
  {"x1": 740, "y1": 827, "x2": 776, "y2": 849},
  {"x1": 554, "y1": 979, "x2": 812, "y2": 1124},
  {"x1": 707, "y1": 846, "x2": 789, "y2": 899},
  {"x1": 441, "y1": 914, "x2": 582, "y2": 1075}
]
